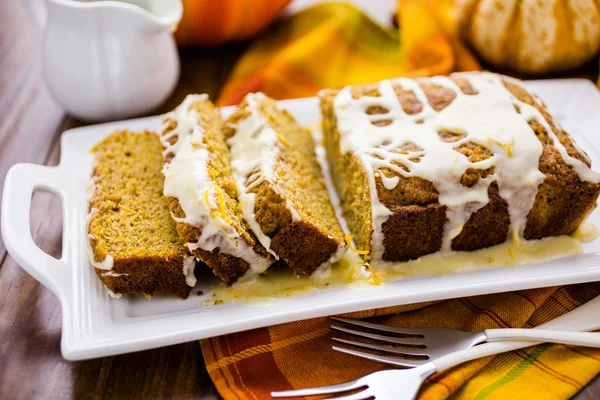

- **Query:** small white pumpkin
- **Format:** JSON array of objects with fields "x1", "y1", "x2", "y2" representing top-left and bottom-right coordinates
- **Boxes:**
[{"x1": 456, "y1": 0, "x2": 600, "y2": 74}]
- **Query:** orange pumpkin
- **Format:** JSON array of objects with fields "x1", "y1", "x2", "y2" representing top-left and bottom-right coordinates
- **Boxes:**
[
  {"x1": 175, "y1": 0, "x2": 291, "y2": 46},
  {"x1": 456, "y1": 0, "x2": 600, "y2": 74}
]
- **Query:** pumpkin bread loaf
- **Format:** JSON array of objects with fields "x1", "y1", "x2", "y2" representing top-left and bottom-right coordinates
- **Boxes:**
[
  {"x1": 161, "y1": 95, "x2": 272, "y2": 284},
  {"x1": 224, "y1": 93, "x2": 346, "y2": 276},
  {"x1": 320, "y1": 72, "x2": 600, "y2": 263},
  {"x1": 87, "y1": 130, "x2": 196, "y2": 299}
]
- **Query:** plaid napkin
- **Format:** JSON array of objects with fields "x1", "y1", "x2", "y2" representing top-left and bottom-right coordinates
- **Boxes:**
[
  {"x1": 203, "y1": 2, "x2": 600, "y2": 398},
  {"x1": 203, "y1": 283, "x2": 600, "y2": 399}
]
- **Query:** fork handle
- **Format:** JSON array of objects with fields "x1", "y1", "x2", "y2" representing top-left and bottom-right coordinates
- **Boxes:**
[
  {"x1": 484, "y1": 329, "x2": 600, "y2": 347},
  {"x1": 432, "y1": 294, "x2": 600, "y2": 372}
]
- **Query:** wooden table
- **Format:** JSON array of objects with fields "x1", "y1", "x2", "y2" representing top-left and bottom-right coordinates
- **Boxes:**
[{"x1": 1, "y1": 2, "x2": 599, "y2": 398}]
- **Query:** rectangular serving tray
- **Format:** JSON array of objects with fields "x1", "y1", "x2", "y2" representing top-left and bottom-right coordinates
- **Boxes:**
[{"x1": 4, "y1": 79, "x2": 600, "y2": 360}]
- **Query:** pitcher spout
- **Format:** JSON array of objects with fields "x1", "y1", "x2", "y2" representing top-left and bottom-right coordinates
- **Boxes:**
[
  {"x1": 118, "y1": 0, "x2": 183, "y2": 33},
  {"x1": 46, "y1": 0, "x2": 183, "y2": 32},
  {"x1": 144, "y1": 0, "x2": 183, "y2": 32}
]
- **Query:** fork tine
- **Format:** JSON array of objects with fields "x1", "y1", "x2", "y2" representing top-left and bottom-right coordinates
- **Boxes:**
[
  {"x1": 333, "y1": 345, "x2": 429, "y2": 367},
  {"x1": 270, "y1": 377, "x2": 365, "y2": 398},
  {"x1": 332, "y1": 325, "x2": 426, "y2": 346},
  {"x1": 331, "y1": 316, "x2": 425, "y2": 336},
  {"x1": 323, "y1": 390, "x2": 373, "y2": 400},
  {"x1": 332, "y1": 337, "x2": 430, "y2": 358}
]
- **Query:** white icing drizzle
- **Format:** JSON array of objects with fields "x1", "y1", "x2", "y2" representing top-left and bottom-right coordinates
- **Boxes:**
[
  {"x1": 101, "y1": 271, "x2": 127, "y2": 277},
  {"x1": 379, "y1": 172, "x2": 400, "y2": 190},
  {"x1": 227, "y1": 92, "x2": 301, "y2": 257},
  {"x1": 92, "y1": 254, "x2": 113, "y2": 271},
  {"x1": 162, "y1": 95, "x2": 273, "y2": 279},
  {"x1": 106, "y1": 289, "x2": 122, "y2": 299},
  {"x1": 160, "y1": 94, "x2": 209, "y2": 159},
  {"x1": 333, "y1": 72, "x2": 600, "y2": 261},
  {"x1": 85, "y1": 207, "x2": 114, "y2": 270},
  {"x1": 503, "y1": 76, "x2": 600, "y2": 183},
  {"x1": 183, "y1": 256, "x2": 197, "y2": 287},
  {"x1": 311, "y1": 244, "x2": 348, "y2": 281}
]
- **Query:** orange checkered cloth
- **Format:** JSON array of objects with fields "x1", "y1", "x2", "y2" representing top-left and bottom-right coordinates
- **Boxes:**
[
  {"x1": 203, "y1": 283, "x2": 600, "y2": 399},
  {"x1": 202, "y1": 2, "x2": 600, "y2": 399}
]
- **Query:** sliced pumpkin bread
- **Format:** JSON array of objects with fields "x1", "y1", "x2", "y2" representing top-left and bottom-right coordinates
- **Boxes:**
[
  {"x1": 161, "y1": 95, "x2": 272, "y2": 284},
  {"x1": 87, "y1": 130, "x2": 196, "y2": 299},
  {"x1": 225, "y1": 93, "x2": 346, "y2": 276}
]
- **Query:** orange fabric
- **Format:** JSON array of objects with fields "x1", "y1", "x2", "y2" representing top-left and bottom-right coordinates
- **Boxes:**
[
  {"x1": 217, "y1": 1, "x2": 479, "y2": 106},
  {"x1": 202, "y1": 283, "x2": 600, "y2": 399},
  {"x1": 202, "y1": 2, "x2": 600, "y2": 399}
]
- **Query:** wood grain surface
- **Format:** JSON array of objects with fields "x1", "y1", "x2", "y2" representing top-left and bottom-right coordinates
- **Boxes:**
[{"x1": 0, "y1": 1, "x2": 599, "y2": 399}]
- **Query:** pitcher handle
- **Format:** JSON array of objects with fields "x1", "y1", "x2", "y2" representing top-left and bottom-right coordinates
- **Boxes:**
[{"x1": 24, "y1": 0, "x2": 47, "y2": 28}]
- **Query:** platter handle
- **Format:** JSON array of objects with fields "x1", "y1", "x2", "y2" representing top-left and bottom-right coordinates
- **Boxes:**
[{"x1": 2, "y1": 163, "x2": 72, "y2": 302}]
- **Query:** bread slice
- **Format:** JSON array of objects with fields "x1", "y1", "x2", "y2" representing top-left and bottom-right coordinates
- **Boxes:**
[
  {"x1": 87, "y1": 130, "x2": 195, "y2": 299},
  {"x1": 224, "y1": 93, "x2": 346, "y2": 276},
  {"x1": 161, "y1": 95, "x2": 272, "y2": 284},
  {"x1": 319, "y1": 72, "x2": 600, "y2": 263}
]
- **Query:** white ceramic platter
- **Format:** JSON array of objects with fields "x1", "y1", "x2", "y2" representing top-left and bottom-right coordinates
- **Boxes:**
[{"x1": 4, "y1": 79, "x2": 600, "y2": 360}]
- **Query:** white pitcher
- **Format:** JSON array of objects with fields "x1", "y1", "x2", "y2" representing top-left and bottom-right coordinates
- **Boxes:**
[{"x1": 25, "y1": 0, "x2": 183, "y2": 122}]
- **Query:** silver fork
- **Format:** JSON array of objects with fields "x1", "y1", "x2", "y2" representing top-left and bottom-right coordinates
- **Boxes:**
[
  {"x1": 272, "y1": 294, "x2": 600, "y2": 399},
  {"x1": 330, "y1": 291, "x2": 600, "y2": 368},
  {"x1": 272, "y1": 329, "x2": 600, "y2": 399},
  {"x1": 330, "y1": 316, "x2": 487, "y2": 367}
]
